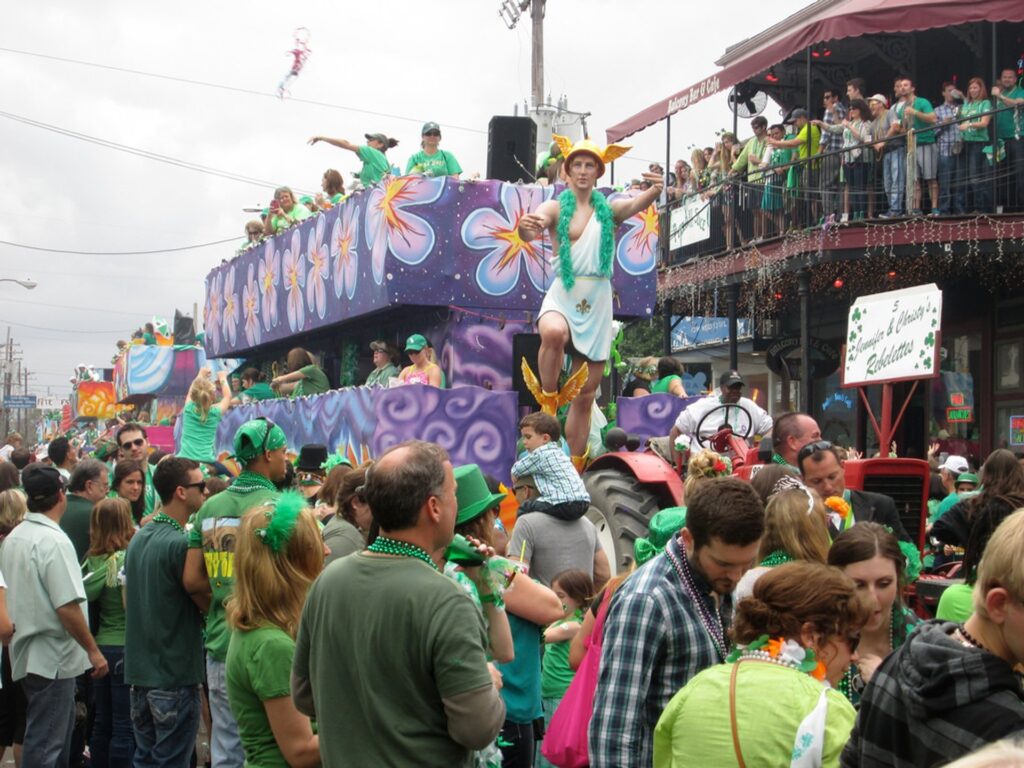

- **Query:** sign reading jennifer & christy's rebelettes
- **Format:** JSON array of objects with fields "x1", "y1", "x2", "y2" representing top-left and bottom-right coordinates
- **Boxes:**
[{"x1": 842, "y1": 283, "x2": 942, "y2": 387}]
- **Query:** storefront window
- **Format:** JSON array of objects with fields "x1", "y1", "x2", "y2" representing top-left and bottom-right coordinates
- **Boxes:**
[{"x1": 930, "y1": 332, "x2": 982, "y2": 464}]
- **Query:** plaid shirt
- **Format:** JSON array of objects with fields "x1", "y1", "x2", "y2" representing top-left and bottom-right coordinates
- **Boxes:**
[
  {"x1": 589, "y1": 535, "x2": 732, "y2": 768},
  {"x1": 510, "y1": 442, "x2": 589, "y2": 504},
  {"x1": 820, "y1": 102, "x2": 849, "y2": 152},
  {"x1": 934, "y1": 102, "x2": 962, "y2": 156}
]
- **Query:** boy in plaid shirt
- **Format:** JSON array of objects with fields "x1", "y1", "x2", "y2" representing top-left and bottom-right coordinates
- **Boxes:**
[{"x1": 510, "y1": 413, "x2": 590, "y2": 520}]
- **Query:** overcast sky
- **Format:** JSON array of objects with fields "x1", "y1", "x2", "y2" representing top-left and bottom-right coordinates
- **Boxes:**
[{"x1": 0, "y1": 0, "x2": 808, "y2": 397}]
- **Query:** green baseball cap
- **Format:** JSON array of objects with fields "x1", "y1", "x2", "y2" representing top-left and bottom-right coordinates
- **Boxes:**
[
  {"x1": 454, "y1": 464, "x2": 506, "y2": 525},
  {"x1": 233, "y1": 418, "x2": 287, "y2": 463},
  {"x1": 956, "y1": 472, "x2": 979, "y2": 486},
  {"x1": 405, "y1": 333, "x2": 429, "y2": 352}
]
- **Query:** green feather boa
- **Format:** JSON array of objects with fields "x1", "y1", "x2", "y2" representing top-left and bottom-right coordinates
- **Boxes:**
[{"x1": 556, "y1": 189, "x2": 615, "y2": 290}]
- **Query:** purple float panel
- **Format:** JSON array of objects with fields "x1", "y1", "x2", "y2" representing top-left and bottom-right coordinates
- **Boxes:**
[
  {"x1": 183, "y1": 384, "x2": 519, "y2": 481},
  {"x1": 203, "y1": 177, "x2": 658, "y2": 359},
  {"x1": 616, "y1": 394, "x2": 701, "y2": 447},
  {"x1": 441, "y1": 308, "x2": 534, "y2": 392}
]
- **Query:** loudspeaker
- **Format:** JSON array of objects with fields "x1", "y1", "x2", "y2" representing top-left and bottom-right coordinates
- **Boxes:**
[
  {"x1": 173, "y1": 310, "x2": 196, "y2": 345},
  {"x1": 487, "y1": 116, "x2": 537, "y2": 183},
  {"x1": 511, "y1": 333, "x2": 542, "y2": 409}
]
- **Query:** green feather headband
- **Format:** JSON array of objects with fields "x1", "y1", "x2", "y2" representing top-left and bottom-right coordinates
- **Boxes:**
[
  {"x1": 255, "y1": 490, "x2": 307, "y2": 554},
  {"x1": 556, "y1": 189, "x2": 615, "y2": 290}
]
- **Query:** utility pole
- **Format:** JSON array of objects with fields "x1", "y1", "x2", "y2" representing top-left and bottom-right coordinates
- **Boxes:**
[
  {"x1": 530, "y1": 0, "x2": 545, "y2": 110},
  {"x1": 1, "y1": 327, "x2": 10, "y2": 437}
]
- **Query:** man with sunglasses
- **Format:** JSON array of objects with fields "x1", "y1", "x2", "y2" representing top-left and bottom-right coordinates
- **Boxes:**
[
  {"x1": 669, "y1": 370, "x2": 774, "y2": 462},
  {"x1": 798, "y1": 441, "x2": 910, "y2": 542},
  {"x1": 115, "y1": 424, "x2": 157, "y2": 518},
  {"x1": 184, "y1": 419, "x2": 288, "y2": 768}
]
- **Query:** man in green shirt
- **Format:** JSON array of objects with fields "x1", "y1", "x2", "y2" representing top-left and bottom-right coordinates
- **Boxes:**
[
  {"x1": 115, "y1": 423, "x2": 157, "y2": 517},
  {"x1": 731, "y1": 116, "x2": 769, "y2": 239},
  {"x1": 125, "y1": 457, "x2": 208, "y2": 768},
  {"x1": 895, "y1": 77, "x2": 939, "y2": 215},
  {"x1": 61, "y1": 458, "x2": 110, "y2": 563},
  {"x1": 364, "y1": 340, "x2": 400, "y2": 387},
  {"x1": 184, "y1": 419, "x2": 287, "y2": 768},
  {"x1": 766, "y1": 109, "x2": 821, "y2": 225},
  {"x1": 991, "y1": 67, "x2": 1024, "y2": 213},
  {"x1": 292, "y1": 441, "x2": 505, "y2": 767}
]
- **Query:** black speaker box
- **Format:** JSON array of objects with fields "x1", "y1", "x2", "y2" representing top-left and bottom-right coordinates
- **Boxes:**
[
  {"x1": 487, "y1": 116, "x2": 537, "y2": 183},
  {"x1": 511, "y1": 333, "x2": 542, "y2": 409}
]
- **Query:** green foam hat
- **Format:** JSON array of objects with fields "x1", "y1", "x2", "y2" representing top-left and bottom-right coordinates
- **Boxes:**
[
  {"x1": 454, "y1": 464, "x2": 506, "y2": 525},
  {"x1": 634, "y1": 507, "x2": 687, "y2": 566}
]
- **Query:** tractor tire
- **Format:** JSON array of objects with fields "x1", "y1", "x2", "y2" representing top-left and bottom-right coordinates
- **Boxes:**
[{"x1": 584, "y1": 468, "x2": 662, "y2": 576}]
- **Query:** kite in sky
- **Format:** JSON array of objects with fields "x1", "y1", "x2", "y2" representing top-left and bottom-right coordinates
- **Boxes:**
[{"x1": 277, "y1": 28, "x2": 312, "y2": 98}]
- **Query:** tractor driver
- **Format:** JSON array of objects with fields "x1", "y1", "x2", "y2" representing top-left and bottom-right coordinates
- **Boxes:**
[{"x1": 668, "y1": 370, "x2": 773, "y2": 462}]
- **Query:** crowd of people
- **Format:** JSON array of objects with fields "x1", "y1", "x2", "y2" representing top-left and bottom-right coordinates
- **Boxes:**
[
  {"x1": 1, "y1": 392, "x2": 1024, "y2": 768},
  {"x1": 665, "y1": 68, "x2": 1024, "y2": 252}
]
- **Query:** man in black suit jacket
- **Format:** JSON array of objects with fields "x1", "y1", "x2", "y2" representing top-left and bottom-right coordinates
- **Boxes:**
[{"x1": 798, "y1": 442, "x2": 912, "y2": 542}]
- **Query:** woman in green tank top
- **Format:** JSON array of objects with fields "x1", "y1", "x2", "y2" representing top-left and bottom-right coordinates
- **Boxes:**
[{"x1": 650, "y1": 356, "x2": 685, "y2": 396}]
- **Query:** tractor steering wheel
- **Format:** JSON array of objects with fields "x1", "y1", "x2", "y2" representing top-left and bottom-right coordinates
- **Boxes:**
[{"x1": 693, "y1": 402, "x2": 755, "y2": 448}]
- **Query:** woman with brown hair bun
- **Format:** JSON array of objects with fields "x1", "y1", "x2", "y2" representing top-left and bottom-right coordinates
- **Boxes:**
[
  {"x1": 654, "y1": 561, "x2": 870, "y2": 768},
  {"x1": 323, "y1": 462, "x2": 373, "y2": 565},
  {"x1": 271, "y1": 348, "x2": 330, "y2": 399}
]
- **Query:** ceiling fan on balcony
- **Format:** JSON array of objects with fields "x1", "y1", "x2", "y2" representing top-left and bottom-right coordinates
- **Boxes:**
[{"x1": 728, "y1": 83, "x2": 768, "y2": 118}]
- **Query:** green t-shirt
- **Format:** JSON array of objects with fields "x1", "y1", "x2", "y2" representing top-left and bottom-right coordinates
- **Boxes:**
[
  {"x1": 995, "y1": 85, "x2": 1024, "y2": 139},
  {"x1": 240, "y1": 382, "x2": 276, "y2": 402},
  {"x1": 541, "y1": 612, "x2": 582, "y2": 699},
  {"x1": 650, "y1": 375, "x2": 681, "y2": 395},
  {"x1": 227, "y1": 626, "x2": 300, "y2": 768},
  {"x1": 896, "y1": 97, "x2": 936, "y2": 144},
  {"x1": 795, "y1": 123, "x2": 822, "y2": 160},
  {"x1": 83, "y1": 552, "x2": 127, "y2": 646},
  {"x1": 178, "y1": 401, "x2": 223, "y2": 463},
  {"x1": 936, "y1": 583, "x2": 973, "y2": 623},
  {"x1": 961, "y1": 100, "x2": 994, "y2": 143},
  {"x1": 929, "y1": 490, "x2": 963, "y2": 526},
  {"x1": 405, "y1": 149, "x2": 463, "y2": 177},
  {"x1": 364, "y1": 363, "x2": 399, "y2": 387},
  {"x1": 292, "y1": 364, "x2": 330, "y2": 398},
  {"x1": 268, "y1": 203, "x2": 312, "y2": 235},
  {"x1": 293, "y1": 554, "x2": 493, "y2": 768},
  {"x1": 357, "y1": 145, "x2": 391, "y2": 187},
  {"x1": 188, "y1": 485, "x2": 280, "y2": 661},
  {"x1": 124, "y1": 521, "x2": 205, "y2": 688}
]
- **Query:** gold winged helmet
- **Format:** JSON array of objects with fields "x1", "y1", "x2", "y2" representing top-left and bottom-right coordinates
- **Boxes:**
[{"x1": 552, "y1": 134, "x2": 631, "y2": 178}]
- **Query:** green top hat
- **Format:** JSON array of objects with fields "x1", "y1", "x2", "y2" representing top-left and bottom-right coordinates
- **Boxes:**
[
  {"x1": 454, "y1": 464, "x2": 506, "y2": 526},
  {"x1": 633, "y1": 507, "x2": 687, "y2": 566}
]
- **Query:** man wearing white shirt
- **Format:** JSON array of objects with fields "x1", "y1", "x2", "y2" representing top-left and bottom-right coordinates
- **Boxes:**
[{"x1": 669, "y1": 371, "x2": 773, "y2": 461}]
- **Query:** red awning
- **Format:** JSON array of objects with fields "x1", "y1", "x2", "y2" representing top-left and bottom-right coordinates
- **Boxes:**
[{"x1": 606, "y1": 0, "x2": 1024, "y2": 143}]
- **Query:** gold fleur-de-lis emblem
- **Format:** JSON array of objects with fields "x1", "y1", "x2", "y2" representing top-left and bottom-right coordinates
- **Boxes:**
[{"x1": 576, "y1": 299, "x2": 592, "y2": 315}]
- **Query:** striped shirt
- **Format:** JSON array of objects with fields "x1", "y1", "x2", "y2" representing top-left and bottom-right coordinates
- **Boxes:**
[
  {"x1": 510, "y1": 443, "x2": 589, "y2": 505},
  {"x1": 820, "y1": 102, "x2": 849, "y2": 153},
  {"x1": 589, "y1": 535, "x2": 732, "y2": 768}
]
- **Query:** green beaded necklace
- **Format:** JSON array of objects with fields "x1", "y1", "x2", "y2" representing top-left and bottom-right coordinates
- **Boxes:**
[
  {"x1": 152, "y1": 512, "x2": 185, "y2": 535},
  {"x1": 230, "y1": 471, "x2": 279, "y2": 495},
  {"x1": 368, "y1": 536, "x2": 439, "y2": 572}
]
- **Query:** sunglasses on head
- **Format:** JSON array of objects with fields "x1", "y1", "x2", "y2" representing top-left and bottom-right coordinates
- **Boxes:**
[
  {"x1": 797, "y1": 440, "x2": 834, "y2": 462},
  {"x1": 121, "y1": 438, "x2": 145, "y2": 450},
  {"x1": 254, "y1": 417, "x2": 278, "y2": 455}
]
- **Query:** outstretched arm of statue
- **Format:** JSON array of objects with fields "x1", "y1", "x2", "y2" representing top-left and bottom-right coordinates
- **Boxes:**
[{"x1": 611, "y1": 172, "x2": 663, "y2": 223}]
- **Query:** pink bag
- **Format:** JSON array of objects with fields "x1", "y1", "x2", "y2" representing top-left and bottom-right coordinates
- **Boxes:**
[{"x1": 540, "y1": 591, "x2": 611, "y2": 768}]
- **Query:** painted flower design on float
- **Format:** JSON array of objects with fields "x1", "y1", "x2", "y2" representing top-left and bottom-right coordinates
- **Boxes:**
[
  {"x1": 331, "y1": 203, "x2": 359, "y2": 300},
  {"x1": 258, "y1": 241, "x2": 280, "y2": 332},
  {"x1": 204, "y1": 271, "x2": 222, "y2": 354},
  {"x1": 222, "y1": 266, "x2": 240, "y2": 348},
  {"x1": 462, "y1": 184, "x2": 554, "y2": 296},
  {"x1": 282, "y1": 230, "x2": 306, "y2": 332},
  {"x1": 364, "y1": 175, "x2": 444, "y2": 285},
  {"x1": 242, "y1": 263, "x2": 261, "y2": 348},
  {"x1": 306, "y1": 214, "x2": 330, "y2": 320},
  {"x1": 609, "y1": 191, "x2": 658, "y2": 275}
]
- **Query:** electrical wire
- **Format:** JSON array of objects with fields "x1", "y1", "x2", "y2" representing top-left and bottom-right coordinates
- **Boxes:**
[
  {"x1": 0, "y1": 46, "x2": 486, "y2": 135},
  {"x1": 0, "y1": 236, "x2": 236, "y2": 256},
  {"x1": 0, "y1": 109, "x2": 295, "y2": 191},
  {"x1": 0, "y1": 296, "x2": 170, "y2": 318},
  {"x1": 0, "y1": 318, "x2": 128, "y2": 334}
]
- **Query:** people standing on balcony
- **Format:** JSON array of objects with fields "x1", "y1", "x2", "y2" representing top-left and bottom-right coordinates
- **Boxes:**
[
  {"x1": 731, "y1": 117, "x2": 769, "y2": 240},
  {"x1": 307, "y1": 132, "x2": 398, "y2": 188},
  {"x1": 398, "y1": 334, "x2": 442, "y2": 387},
  {"x1": 707, "y1": 133, "x2": 742, "y2": 250},
  {"x1": 846, "y1": 77, "x2": 868, "y2": 104},
  {"x1": 935, "y1": 82, "x2": 967, "y2": 216},
  {"x1": 690, "y1": 148, "x2": 709, "y2": 192},
  {"x1": 878, "y1": 80, "x2": 908, "y2": 218},
  {"x1": 761, "y1": 124, "x2": 792, "y2": 234},
  {"x1": 516, "y1": 135, "x2": 661, "y2": 470},
  {"x1": 262, "y1": 187, "x2": 312, "y2": 237},
  {"x1": 960, "y1": 77, "x2": 995, "y2": 214},
  {"x1": 991, "y1": 67, "x2": 1024, "y2": 213},
  {"x1": 271, "y1": 348, "x2": 330, "y2": 398},
  {"x1": 815, "y1": 99, "x2": 873, "y2": 221},
  {"x1": 867, "y1": 94, "x2": 891, "y2": 218},
  {"x1": 766, "y1": 109, "x2": 821, "y2": 228},
  {"x1": 314, "y1": 168, "x2": 345, "y2": 210},
  {"x1": 895, "y1": 77, "x2": 939, "y2": 216},
  {"x1": 819, "y1": 88, "x2": 849, "y2": 221},
  {"x1": 405, "y1": 122, "x2": 463, "y2": 178}
]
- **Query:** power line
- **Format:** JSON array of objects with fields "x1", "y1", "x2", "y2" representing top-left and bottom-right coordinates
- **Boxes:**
[
  {"x1": 0, "y1": 109, "x2": 297, "y2": 191},
  {"x1": 0, "y1": 318, "x2": 126, "y2": 334},
  {"x1": 1, "y1": 296, "x2": 172, "y2": 318},
  {"x1": 0, "y1": 236, "x2": 236, "y2": 256},
  {"x1": 0, "y1": 46, "x2": 487, "y2": 135}
]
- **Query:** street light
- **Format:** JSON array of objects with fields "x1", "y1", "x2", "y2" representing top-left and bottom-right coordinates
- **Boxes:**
[{"x1": 0, "y1": 278, "x2": 37, "y2": 289}]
